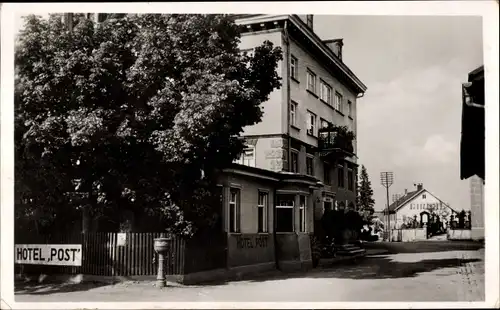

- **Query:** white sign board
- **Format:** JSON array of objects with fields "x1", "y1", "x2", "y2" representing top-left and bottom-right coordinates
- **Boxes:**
[
  {"x1": 117, "y1": 233, "x2": 127, "y2": 246},
  {"x1": 15, "y1": 244, "x2": 82, "y2": 266}
]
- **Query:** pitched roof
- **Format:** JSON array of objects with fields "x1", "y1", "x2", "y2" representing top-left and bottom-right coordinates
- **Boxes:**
[
  {"x1": 233, "y1": 14, "x2": 367, "y2": 94},
  {"x1": 383, "y1": 187, "x2": 456, "y2": 214},
  {"x1": 384, "y1": 189, "x2": 423, "y2": 213}
]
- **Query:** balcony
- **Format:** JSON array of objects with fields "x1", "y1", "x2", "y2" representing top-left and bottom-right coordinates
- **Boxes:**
[{"x1": 318, "y1": 125, "x2": 355, "y2": 159}]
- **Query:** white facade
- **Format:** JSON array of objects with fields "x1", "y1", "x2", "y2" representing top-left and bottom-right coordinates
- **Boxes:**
[{"x1": 393, "y1": 190, "x2": 453, "y2": 229}]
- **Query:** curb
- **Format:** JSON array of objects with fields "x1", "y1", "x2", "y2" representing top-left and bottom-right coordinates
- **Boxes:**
[{"x1": 15, "y1": 273, "x2": 155, "y2": 286}]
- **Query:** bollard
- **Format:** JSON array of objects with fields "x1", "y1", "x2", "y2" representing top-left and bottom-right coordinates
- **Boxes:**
[{"x1": 153, "y1": 235, "x2": 171, "y2": 288}]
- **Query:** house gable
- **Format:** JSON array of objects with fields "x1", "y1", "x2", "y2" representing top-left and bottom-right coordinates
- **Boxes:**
[{"x1": 394, "y1": 189, "x2": 455, "y2": 221}]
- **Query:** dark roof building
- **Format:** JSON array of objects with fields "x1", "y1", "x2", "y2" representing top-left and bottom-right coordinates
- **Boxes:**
[{"x1": 460, "y1": 65, "x2": 485, "y2": 181}]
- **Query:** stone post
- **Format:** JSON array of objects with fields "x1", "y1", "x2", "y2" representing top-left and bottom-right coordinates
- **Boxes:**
[
  {"x1": 153, "y1": 234, "x2": 171, "y2": 288},
  {"x1": 470, "y1": 175, "x2": 484, "y2": 240}
]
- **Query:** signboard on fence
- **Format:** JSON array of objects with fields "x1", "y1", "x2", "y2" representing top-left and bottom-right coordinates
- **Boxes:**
[
  {"x1": 117, "y1": 233, "x2": 127, "y2": 246},
  {"x1": 15, "y1": 244, "x2": 82, "y2": 266}
]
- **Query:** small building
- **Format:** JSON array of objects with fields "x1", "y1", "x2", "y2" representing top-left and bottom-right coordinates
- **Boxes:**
[{"x1": 383, "y1": 183, "x2": 456, "y2": 229}]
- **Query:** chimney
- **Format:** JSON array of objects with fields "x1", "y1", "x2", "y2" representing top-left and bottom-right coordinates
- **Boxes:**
[
  {"x1": 417, "y1": 183, "x2": 423, "y2": 191},
  {"x1": 306, "y1": 15, "x2": 314, "y2": 30},
  {"x1": 404, "y1": 189, "x2": 408, "y2": 195},
  {"x1": 63, "y1": 13, "x2": 74, "y2": 31},
  {"x1": 323, "y1": 39, "x2": 344, "y2": 61}
]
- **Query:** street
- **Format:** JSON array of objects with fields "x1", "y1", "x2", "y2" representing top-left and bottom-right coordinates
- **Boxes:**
[{"x1": 15, "y1": 241, "x2": 484, "y2": 302}]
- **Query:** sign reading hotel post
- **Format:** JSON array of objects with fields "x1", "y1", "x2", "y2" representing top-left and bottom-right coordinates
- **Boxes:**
[{"x1": 15, "y1": 244, "x2": 82, "y2": 266}]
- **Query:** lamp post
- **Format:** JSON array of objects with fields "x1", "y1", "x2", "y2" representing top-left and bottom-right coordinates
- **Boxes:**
[{"x1": 381, "y1": 172, "x2": 394, "y2": 241}]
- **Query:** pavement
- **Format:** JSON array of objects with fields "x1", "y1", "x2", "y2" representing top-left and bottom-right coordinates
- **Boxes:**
[{"x1": 14, "y1": 241, "x2": 485, "y2": 302}]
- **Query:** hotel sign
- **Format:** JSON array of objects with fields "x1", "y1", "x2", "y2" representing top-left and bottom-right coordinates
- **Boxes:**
[{"x1": 15, "y1": 244, "x2": 82, "y2": 266}]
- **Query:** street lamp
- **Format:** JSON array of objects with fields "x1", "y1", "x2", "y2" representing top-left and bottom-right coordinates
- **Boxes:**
[{"x1": 381, "y1": 172, "x2": 394, "y2": 241}]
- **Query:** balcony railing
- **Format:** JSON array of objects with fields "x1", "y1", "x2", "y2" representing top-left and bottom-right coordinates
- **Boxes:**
[{"x1": 318, "y1": 125, "x2": 355, "y2": 158}]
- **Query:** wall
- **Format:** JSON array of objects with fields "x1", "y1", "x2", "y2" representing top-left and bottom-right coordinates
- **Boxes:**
[
  {"x1": 237, "y1": 24, "x2": 359, "y2": 216},
  {"x1": 227, "y1": 233, "x2": 275, "y2": 268},
  {"x1": 275, "y1": 233, "x2": 300, "y2": 270},
  {"x1": 254, "y1": 136, "x2": 288, "y2": 172},
  {"x1": 333, "y1": 161, "x2": 357, "y2": 208},
  {"x1": 390, "y1": 228, "x2": 427, "y2": 242},
  {"x1": 447, "y1": 229, "x2": 472, "y2": 241},
  {"x1": 394, "y1": 191, "x2": 453, "y2": 228},
  {"x1": 238, "y1": 30, "x2": 285, "y2": 136},
  {"x1": 469, "y1": 175, "x2": 484, "y2": 240},
  {"x1": 287, "y1": 37, "x2": 358, "y2": 152},
  {"x1": 223, "y1": 173, "x2": 275, "y2": 234}
]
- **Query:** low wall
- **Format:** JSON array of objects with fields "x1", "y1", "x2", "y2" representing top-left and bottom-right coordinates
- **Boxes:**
[
  {"x1": 275, "y1": 233, "x2": 300, "y2": 271},
  {"x1": 390, "y1": 228, "x2": 427, "y2": 242},
  {"x1": 447, "y1": 229, "x2": 472, "y2": 240}
]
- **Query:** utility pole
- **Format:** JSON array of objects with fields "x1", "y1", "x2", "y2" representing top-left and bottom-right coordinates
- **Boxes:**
[{"x1": 381, "y1": 172, "x2": 394, "y2": 241}]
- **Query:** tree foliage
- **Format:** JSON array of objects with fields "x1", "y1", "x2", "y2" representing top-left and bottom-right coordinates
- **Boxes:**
[
  {"x1": 15, "y1": 14, "x2": 282, "y2": 237},
  {"x1": 356, "y1": 165, "x2": 375, "y2": 222}
]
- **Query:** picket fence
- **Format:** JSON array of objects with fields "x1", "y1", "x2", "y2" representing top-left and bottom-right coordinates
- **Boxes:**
[{"x1": 16, "y1": 232, "x2": 187, "y2": 277}]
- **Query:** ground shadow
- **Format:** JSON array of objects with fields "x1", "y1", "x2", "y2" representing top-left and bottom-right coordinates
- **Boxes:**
[
  {"x1": 14, "y1": 280, "x2": 115, "y2": 296},
  {"x1": 362, "y1": 240, "x2": 484, "y2": 254},
  {"x1": 305, "y1": 256, "x2": 482, "y2": 280},
  {"x1": 192, "y1": 254, "x2": 482, "y2": 286}
]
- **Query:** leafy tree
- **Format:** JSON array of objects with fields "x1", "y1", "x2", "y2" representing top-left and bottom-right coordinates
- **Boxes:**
[
  {"x1": 15, "y1": 14, "x2": 282, "y2": 237},
  {"x1": 356, "y1": 165, "x2": 375, "y2": 222}
]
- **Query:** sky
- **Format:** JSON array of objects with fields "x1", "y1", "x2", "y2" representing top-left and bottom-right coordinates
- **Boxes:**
[
  {"x1": 314, "y1": 15, "x2": 483, "y2": 211},
  {"x1": 12, "y1": 14, "x2": 484, "y2": 212}
]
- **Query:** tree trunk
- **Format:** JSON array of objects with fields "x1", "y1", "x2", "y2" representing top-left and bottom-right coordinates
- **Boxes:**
[{"x1": 82, "y1": 205, "x2": 90, "y2": 234}]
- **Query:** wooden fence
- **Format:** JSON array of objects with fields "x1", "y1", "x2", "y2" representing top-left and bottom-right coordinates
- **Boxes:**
[{"x1": 16, "y1": 232, "x2": 187, "y2": 277}]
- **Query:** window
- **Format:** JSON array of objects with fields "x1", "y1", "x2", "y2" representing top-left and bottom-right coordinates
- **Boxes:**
[
  {"x1": 324, "y1": 201, "x2": 333, "y2": 212},
  {"x1": 241, "y1": 48, "x2": 254, "y2": 57},
  {"x1": 306, "y1": 156, "x2": 314, "y2": 176},
  {"x1": 347, "y1": 100, "x2": 352, "y2": 117},
  {"x1": 321, "y1": 119, "x2": 329, "y2": 129},
  {"x1": 97, "y1": 13, "x2": 108, "y2": 23},
  {"x1": 299, "y1": 195, "x2": 306, "y2": 232},
  {"x1": 307, "y1": 111, "x2": 317, "y2": 136},
  {"x1": 347, "y1": 168, "x2": 354, "y2": 191},
  {"x1": 290, "y1": 56, "x2": 298, "y2": 80},
  {"x1": 276, "y1": 195, "x2": 295, "y2": 232},
  {"x1": 290, "y1": 150, "x2": 299, "y2": 173},
  {"x1": 338, "y1": 165, "x2": 345, "y2": 188},
  {"x1": 235, "y1": 146, "x2": 255, "y2": 167},
  {"x1": 290, "y1": 101, "x2": 298, "y2": 127},
  {"x1": 229, "y1": 188, "x2": 240, "y2": 233},
  {"x1": 334, "y1": 92, "x2": 343, "y2": 112},
  {"x1": 240, "y1": 48, "x2": 254, "y2": 68},
  {"x1": 320, "y1": 80, "x2": 332, "y2": 105},
  {"x1": 307, "y1": 70, "x2": 317, "y2": 94},
  {"x1": 257, "y1": 191, "x2": 268, "y2": 233},
  {"x1": 422, "y1": 194, "x2": 426, "y2": 199},
  {"x1": 324, "y1": 162, "x2": 331, "y2": 185}
]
